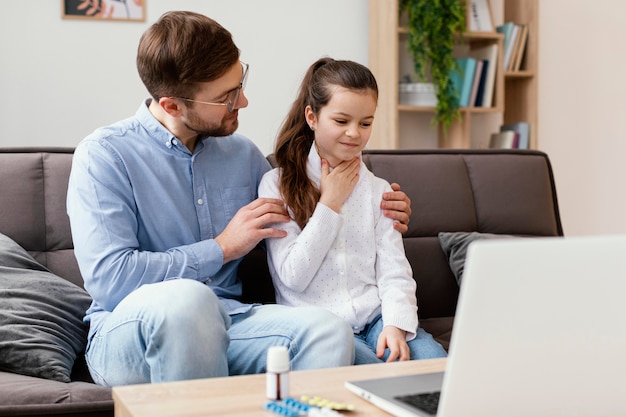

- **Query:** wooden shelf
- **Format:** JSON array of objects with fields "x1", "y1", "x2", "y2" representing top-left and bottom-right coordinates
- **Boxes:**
[
  {"x1": 505, "y1": 70, "x2": 534, "y2": 78},
  {"x1": 368, "y1": 0, "x2": 538, "y2": 149},
  {"x1": 398, "y1": 105, "x2": 501, "y2": 114}
]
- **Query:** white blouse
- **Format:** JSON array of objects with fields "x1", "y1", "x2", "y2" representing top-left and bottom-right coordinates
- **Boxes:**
[{"x1": 258, "y1": 145, "x2": 418, "y2": 339}]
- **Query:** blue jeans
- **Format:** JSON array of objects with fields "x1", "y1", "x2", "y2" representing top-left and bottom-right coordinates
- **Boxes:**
[
  {"x1": 353, "y1": 314, "x2": 447, "y2": 364},
  {"x1": 85, "y1": 279, "x2": 354, "y2": 386}
]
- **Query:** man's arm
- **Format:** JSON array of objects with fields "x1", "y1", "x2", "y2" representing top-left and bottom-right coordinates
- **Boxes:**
[
  {"x1": 67, "y1": 142, "x2": 223, "y2": 311},
  {"x1": 381, "y1": 183, "x2": 412, "y2": 234}
]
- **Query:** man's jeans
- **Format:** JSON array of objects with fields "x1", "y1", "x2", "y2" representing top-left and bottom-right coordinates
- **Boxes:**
[{"x1": 85, "y1": 279, "x2": 354, "y2": 386}]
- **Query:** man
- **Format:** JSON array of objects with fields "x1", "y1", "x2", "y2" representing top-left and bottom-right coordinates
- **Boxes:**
[{"x1": 67, "y1": 10, "x2": 412, "y2": 386}]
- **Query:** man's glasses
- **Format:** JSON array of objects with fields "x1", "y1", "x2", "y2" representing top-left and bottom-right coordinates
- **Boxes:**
[{"x1": 178, "y1": 62, "x2": 249, "y2": 113}]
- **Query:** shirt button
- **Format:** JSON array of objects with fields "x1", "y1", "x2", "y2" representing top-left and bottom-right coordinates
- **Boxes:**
[
  {"x1": 172, "y1": 139, "x2": 178, "y2": 146},
  {"x1": 197, "y1": 198, "x2": 204, "y2": 205}
]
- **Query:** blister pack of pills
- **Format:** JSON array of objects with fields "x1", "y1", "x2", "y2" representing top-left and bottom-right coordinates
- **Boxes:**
[{"x1": 264, "y1": 396, "x2": 355, "y2": 416}]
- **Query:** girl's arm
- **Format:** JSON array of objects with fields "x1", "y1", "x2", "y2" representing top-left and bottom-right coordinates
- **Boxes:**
[
  {"x1": 258, "y1": 169, "x2": 341, "y2": 292},
  {"x1": 374, "y1": 182, "x2": 419, "y2": 340}
]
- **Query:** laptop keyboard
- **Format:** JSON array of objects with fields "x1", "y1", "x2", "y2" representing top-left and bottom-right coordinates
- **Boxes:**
[{"x1": 395, "y1": 391, "x2": 441, "y2": 415}]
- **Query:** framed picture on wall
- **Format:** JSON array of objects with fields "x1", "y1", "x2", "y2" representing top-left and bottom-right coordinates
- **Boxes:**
[{"x1": 62, "y1": 0, "x2": 145, "y2": 22}]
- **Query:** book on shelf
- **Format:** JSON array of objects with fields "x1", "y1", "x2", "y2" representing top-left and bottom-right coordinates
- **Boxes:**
[
  {"x1": 506, "y1": 24, "x2": 520, "y2": 70},
  {"x1": 468, "y1": 44, "x2": 497, "y2": 107},
  {"x1": 506, "y1": 24, "x2": 521, "y2": 71},
  {"x1": 450, "y1": 57, "x2": 477, "y2": 107},
  {"x1": 468, "y1": 0, "x2": 494, "y2": 32},
  {"x1": 468, "y1": 59, "x2": 483, "y2": 107},
  {"x1": 489, "y1": 131, "x2": 518, "y2": 149},
  {"x1": 496, "y1": 22, "x2": 518, "y2": 71},
  {"x1": 510, "y1": 24, "x2": 529, "y2": 71},
  {"x1": 473, "y1": 59, "x2": 489, "y2": 106},
  {"x1": 500, "y1": 122, "x2": 530, "y2": 149}
]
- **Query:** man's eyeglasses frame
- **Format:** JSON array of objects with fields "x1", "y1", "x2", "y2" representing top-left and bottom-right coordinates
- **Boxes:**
[{"x1": 177, "y1": 61, "x2": 249, "y2": 113}]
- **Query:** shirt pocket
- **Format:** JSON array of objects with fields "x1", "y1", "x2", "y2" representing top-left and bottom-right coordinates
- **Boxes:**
[{"x1": 222, "y1": 186, "x2": 254, "y2": 220}]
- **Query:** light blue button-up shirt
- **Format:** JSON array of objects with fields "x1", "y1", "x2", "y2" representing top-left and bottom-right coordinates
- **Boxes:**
[{"x1": 67, "y1": 100, "x2": 271, "y2": 334}]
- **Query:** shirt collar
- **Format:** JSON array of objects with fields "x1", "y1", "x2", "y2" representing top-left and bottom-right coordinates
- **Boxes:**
[
  {"x1": 306, "y1": 142, "x2": 323, "y2": 185},
  {"x1": 136, "y1": 99, "x2": 207, "y2": 155}
]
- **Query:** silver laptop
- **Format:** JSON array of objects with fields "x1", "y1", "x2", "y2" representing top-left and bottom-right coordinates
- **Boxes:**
[{"x1": 345, "y1": 235, "x2": 626, "y2": 417}]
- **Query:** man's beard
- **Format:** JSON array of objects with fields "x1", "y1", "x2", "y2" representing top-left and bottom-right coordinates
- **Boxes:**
[{"x1": 184, "y1": 109, "x2": 239, "y2": 137}]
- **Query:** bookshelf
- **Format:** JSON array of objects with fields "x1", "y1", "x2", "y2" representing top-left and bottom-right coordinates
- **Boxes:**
[{"x1": 368, "y1": 0, "x2": 538, "y2": 149}]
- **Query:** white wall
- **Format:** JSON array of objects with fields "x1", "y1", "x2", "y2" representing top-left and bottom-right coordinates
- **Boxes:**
[
  {"x1": 2, "y1": 0, "x2": 625, "y2": 237},
  {"x1": 0, "y1": 0, "x2": 368, "y2": 155},
  {"x1": 538, "y1": 0, "x2": 626, "y2": 236}
]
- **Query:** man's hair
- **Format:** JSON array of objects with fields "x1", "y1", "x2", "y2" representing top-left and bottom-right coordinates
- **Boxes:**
[{"x1": 137, "y1": 11, "x2": 240, "y2": 101}]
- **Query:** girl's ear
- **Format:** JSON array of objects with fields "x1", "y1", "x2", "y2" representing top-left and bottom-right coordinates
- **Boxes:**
[{"x1": 305, "y1": 105, "x2": 317, "y2": 131}]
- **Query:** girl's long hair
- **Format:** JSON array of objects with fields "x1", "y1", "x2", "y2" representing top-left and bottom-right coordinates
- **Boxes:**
[{"x1": 274, "y1": 57, "x2": 378, "y2": 229}]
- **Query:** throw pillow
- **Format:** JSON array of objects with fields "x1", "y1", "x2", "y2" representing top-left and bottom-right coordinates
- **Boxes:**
[
  {"x1": 0, "y1": 233, "x2": 92, "y2": 382},
  {"x1": 438, "y1": 232, "x2": 514, "y2": 286}
]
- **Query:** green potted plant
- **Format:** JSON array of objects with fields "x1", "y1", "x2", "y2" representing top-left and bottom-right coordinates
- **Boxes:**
[{"x1": 400, "y1": 0, "x2": 466, "y2": 130}]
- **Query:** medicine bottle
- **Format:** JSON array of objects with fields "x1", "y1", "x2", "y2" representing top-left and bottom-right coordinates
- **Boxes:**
[{"x1": 266, "y1": 346, "x2": 290, "y2": 400}]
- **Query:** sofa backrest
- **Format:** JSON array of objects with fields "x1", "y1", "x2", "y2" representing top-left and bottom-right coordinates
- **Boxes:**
[
  {"x1": 0, "y1": 148, "x2": 562, "y2": 320},
  {"x1": 0, "y1": 148, "x2": 83, "y2": 288},
  {"x1": 362, "y1": 149, "x2": 563, "y2": 318}
]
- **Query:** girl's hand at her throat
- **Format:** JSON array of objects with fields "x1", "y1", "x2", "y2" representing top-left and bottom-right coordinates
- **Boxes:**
[{"x1": 318, "y1": 157, "x2": 360, "y2": 213}]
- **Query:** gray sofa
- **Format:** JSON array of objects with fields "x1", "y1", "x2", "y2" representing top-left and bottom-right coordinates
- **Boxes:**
[{"x1": 0, "y1": 147, "x2": 562, "y2": 417}]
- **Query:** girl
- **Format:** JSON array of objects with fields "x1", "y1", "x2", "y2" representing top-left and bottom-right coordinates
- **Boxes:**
[{"x1": 258, "y1": 57, "x2": 447, "y2": 364}]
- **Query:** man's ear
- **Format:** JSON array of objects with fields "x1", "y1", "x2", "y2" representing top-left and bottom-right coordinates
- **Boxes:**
[
  {"x1": 305, "y1": 105, "x2": 317, "y2": 131},
  {"x1": 159, "y1": 97, "x2": 184, "y2": 117}
]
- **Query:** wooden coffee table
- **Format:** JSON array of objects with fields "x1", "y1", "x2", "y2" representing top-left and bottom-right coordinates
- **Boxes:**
[{"x1": 113, "y1": 358, "x2": 446, "y2": 416}]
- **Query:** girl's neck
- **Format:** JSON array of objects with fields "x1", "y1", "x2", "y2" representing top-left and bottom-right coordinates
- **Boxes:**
[{"x1": 314, "y1": 141, "x2": 339, "y2": 168}]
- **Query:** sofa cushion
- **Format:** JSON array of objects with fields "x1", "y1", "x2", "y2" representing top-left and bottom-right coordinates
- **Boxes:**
[
  {"x1": 438, "y1": 232, "x2": 514, "y2": 285},
  {"x1": 0, "y1": 370, "x2": 112, "y2": 414},
  {"x1": 419, "y1": 316, "x2": 454, "y2": 351},
  {"x1": 0, "y1": 233, "x2": 91, "y2": 383}
]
